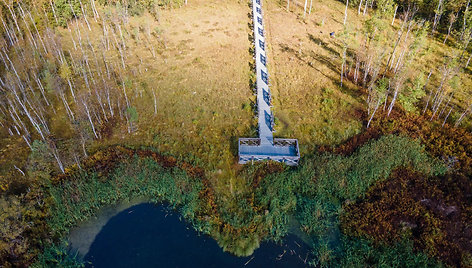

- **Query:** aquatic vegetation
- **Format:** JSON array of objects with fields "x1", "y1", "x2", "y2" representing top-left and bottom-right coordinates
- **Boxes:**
[
  {"x1": 37, "y1": 134, "x2": 445, "y2": 264},
  {"x1": 47, "y1": 150, "x2": 204, "y2": 238},
  {"x1": 214, "y1": 231, "x2": 261, "y2": 257},
  {"x1": 252, "y1": 134, "x2": 446, "y2": 266},
  {"x1": 2, "y1": 131, "x2": 449, "y2": 267},
  {"x1": 32, "y1": 242, "x2": 84, "y2": 268}
]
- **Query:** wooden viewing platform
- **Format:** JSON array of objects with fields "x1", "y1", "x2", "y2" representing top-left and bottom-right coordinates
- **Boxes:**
[{"x1": 238, "y1": 0, "x2": 300, "y2": 166}]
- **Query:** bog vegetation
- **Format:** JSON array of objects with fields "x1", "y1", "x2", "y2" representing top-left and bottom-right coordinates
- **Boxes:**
[{"x1": 0, "y1": 0, "x2": 471, "y2": 267}]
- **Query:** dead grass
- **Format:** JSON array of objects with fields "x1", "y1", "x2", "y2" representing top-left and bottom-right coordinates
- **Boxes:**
[
  {"x1": 3, "y1": 0, "x2": 471, "y2": 197},
  {"x1": 263, "y1": 0, "x2": 472, "y2": 155},
  {"x1": 264, "y1": 0, "x2": 364, "y2": 154},
  {"x1": 55, "y1": 0, "x2": 257, "y2": 197}
]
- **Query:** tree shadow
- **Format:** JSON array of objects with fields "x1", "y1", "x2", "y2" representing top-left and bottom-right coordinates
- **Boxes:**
[
  {"x1": 279, "y1": 41, "x2": 366, "y2": 105},
  {"x1": 464, "y1": 66, "x2": 472, "y2": 76},
  {"x1": 331, "y1": 17, "x2": 343, "y2": 25},
  {"x1": 230, "y1": 135, "x2": 239, "y2": 157},
  {"x1": 307, "y1": 50, "x2": 339, "y2": 72},
  {"x1": 307, "y1": 33, "x2": 340, "y2": 55},
  {"x1": 279, "y1": 43, "x2": 339, "y2": 85}
]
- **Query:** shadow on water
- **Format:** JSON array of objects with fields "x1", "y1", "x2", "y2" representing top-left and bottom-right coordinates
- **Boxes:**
[
  {"x1": 79, "y1": 203, "x2": 313, "y2": 268},
  {"x1": 68, "y1": 198, "x2": 149, "y2": 257}
]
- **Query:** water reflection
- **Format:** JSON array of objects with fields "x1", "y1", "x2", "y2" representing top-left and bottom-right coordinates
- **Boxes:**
[{"x1": 83, "y1": 203, "x2": 312, "y2": 267}]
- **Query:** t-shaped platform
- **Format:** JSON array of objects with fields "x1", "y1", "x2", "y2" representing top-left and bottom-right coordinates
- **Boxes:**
[{"x1": 238, "y1": 0, "x2": 300, "y2": 166}]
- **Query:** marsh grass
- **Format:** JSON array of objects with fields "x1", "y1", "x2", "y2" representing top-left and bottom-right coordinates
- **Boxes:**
[
  {"x1": 47, "y1": 156, "x2": 203, "y2": 237},
  {"x1": 254, "y1": 134, "x2": 446, "y2": 266},
  {"x1": 31, "y1": 134, "x2": 446, "y2": 266}
]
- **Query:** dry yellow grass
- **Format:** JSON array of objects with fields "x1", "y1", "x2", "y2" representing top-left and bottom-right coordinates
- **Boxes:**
[
  {"x1": 55, "y1": 0, "x2": 256, "y2": 196},
  {"x1": 264, "y1": 0, "x2": 364, "y2": 154},
  {"x1": 3, "y1": 0, "x2": 470, "y2": 193}
]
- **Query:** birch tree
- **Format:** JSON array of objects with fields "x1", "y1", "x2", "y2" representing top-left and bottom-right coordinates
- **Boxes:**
[{"x1": 344, "y1": 0, "x2": 349, "y2": 26}]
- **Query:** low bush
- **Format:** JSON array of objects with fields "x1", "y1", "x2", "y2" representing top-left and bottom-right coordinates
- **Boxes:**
[{"x1": 342, "y1": 168, "x2": 472, "y2": 267}]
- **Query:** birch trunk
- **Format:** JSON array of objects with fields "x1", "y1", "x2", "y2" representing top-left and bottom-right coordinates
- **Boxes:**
[
  {"x1": 392, "y1": 6, "x2": 398, "y2": 25},
  {"x1": 363, "y1": 0, "x2": 368, "y2": 16},
  {"x1": 367, "y1": 98, "x2": 381, "y2": 128},
  {"x1": 466, "y1": 54, "x2": 472, "y2": 68},
  {"x1": 422, "y1": 70, "x2": 434, "y2": 114},
  {"x1": 455, "y1": 103, "x2": 471, "y2": 127},
  {"x1": 79, "y1": 0, "x2": 92, "y2": 31},
  {"x1": 344, "y1": 0, "x2": 349, "y2": 25},
  {"x1": 82, "y1": 99, "x2": 99, "y2": 139},
  {"x1": 432, "y1": 0, "x2": 444, "y2": 34},
  {"x1": 50, "y1": 142, "x2": 65, "y2": 173},
  {"x1": 442, "y1": 107, "x2": 453, "y2": 127},
  {"x1": 50, "y1": 0, "x2": 59, "y2": 25}
]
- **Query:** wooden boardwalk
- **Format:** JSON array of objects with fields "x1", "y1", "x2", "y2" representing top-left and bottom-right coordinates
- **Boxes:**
[{"x1": 238, "y1": 0, "x2": 300, "y2": 166}]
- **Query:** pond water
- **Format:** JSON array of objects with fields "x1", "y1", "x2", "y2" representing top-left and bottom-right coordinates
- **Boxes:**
[{"x1": 79, "y1": 203, "x2": 313, "y2": 267}]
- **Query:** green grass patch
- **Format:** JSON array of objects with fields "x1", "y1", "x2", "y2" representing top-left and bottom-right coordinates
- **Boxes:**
[
  {"x1": 47, "y1": 156, "x2": 203, "y2": 238},
  {"x1": 253, "y1": 134, "x2": 446, "y2": 266}
]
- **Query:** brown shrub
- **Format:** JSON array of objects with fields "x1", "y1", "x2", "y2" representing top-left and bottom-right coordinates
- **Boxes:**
[{"x1": 341, "y1": 168, "x2": 472, "y2": 267}]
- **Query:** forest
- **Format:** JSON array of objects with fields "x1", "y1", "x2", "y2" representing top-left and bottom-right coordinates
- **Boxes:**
[{"x1": 0, "y1": 0, "x2": 471, "y2": 267}]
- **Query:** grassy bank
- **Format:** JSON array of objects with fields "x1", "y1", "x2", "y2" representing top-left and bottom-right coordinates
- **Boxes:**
[{"x1": 25, "y1": 133, "x2": 446, "y2": 267}]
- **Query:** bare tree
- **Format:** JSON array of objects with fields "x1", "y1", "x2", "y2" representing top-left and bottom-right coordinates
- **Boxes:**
[
  {"x1": 304, "y1": 0, "x2": 308, "y2": 17},
  {"x1": 444, "y1": 12, "x2": 458, "y2": 44},
  {"x1": 363, "y1": 0, "x2": 369, "y2": 16},
  {"x1": 358, "y1": 0, "x2": 363, "y2": 15},
  {"x1": 455, "y1": 103, "x2": 472, "y2": 126},
  {"x1": 367, "y1": 78, "x2": 388, "y2": 128},
  {"x1": 344, "y1": 0, "x2": 349, "y2": 25},
  {"x1": 432, "y1": 0, "x2": 444, "y2": 35},
  {"x1": 392, "y1": 5, "x2": 398, "y2": 25},
  {"x1": 81, "y1": 96, "x2": 99, "y2": 139}
]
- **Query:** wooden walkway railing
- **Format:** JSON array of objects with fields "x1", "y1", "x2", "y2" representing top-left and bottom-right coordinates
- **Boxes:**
[{"x1": 238, "y1": 0, "x2": 300, "y2": 166}]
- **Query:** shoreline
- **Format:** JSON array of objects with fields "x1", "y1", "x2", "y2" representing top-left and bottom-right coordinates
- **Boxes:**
[{"x1": 67, "y1": 197, "x2": 150, "y2": 258}]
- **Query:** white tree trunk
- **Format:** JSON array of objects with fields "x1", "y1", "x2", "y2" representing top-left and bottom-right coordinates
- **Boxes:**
[
  {"x1": 455, "y1": 103, "x2": 472, "y2": 127},
  {"x1": 387, "y1": 86, "x2": 399, "y2": 116},
  {"x1": 82, "y1": 100, "x2": 99, "y2": 139},
  {"x1": 50, "y1": 0, "x2": 59, "y2": 24},
  {"x1": 152, "y1": 89, "x2": 157, "y2": 115},
  {"x1": 344, "y1": 0, "x2": 349, "y2": 25},
  {"x1": 466, "y1": 54, "x2": 472, "y2": 68},
  {"x1": 392, "y1": 6, "x2": 398, "y2": 25},
  {"x1": 442, "y1": 107, "x2": 453, "y2": 127},
  {"x1": 304, "y1": 0, "x2": 308, "y2": 17},
  {"x1": 367, "y1": 98, "x2": 381, "y2": 128}
]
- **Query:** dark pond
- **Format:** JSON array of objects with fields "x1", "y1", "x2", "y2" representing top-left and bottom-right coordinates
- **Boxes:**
[{"x1": 83, "y1": 203, "x2": 312, "y2": 268}]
